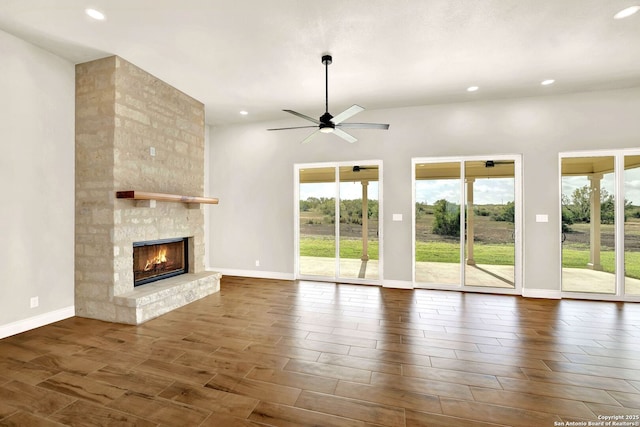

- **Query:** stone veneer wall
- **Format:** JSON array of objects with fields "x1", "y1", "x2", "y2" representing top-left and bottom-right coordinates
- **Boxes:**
[{"x1": 75, "y1": 56, "x2": 219, "y2": 324}]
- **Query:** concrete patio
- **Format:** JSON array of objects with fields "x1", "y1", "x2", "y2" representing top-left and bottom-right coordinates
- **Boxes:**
[{"x1": 299, "y1": 257, "x2": 640, "y2": 294}]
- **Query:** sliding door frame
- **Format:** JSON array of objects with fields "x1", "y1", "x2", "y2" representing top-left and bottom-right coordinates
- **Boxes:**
[
  {"x1": 294, "y1": 160, "x2": 384, "y2": 285},
  {"x1": 559, "y1": 149, "x2": 640, "y2": 302},
  {"x1": 412, "y1": 154, "x2": 523, "y2": 295}
]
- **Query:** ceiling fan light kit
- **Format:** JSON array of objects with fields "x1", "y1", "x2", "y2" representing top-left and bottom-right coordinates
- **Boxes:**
[{"x1": 267, "y1": 54, "x2": 389, "y2": 143}]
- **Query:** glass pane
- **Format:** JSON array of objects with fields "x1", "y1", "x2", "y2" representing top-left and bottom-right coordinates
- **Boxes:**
[
  {"x1": 624, "y1": 155, "x2": 640, "y2": 295},
  {"x1": 561, "y1": 156, "x2": 615, "y2": 294},
  {"x1": 415, "y1": 162, "x2": 461, "y2": 285},
  {"x1": 339, "y1": 165, "x2": 379, "y2": 279},
  {"x1": 464, "y1": 160, "x2": 515, "y2": 288},
  {"x1": 299, "y1": 167, "x2": 336, "y2": 277}
]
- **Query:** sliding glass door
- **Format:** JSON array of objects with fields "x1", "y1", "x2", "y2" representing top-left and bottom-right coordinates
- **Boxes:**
[
  {"x1": 414, "y1": 161, "x2": 462, "y2": 285},
  {"x1": 339, "y1": 166, "x2": 380, "y2": 280},
  {"x1": 625, "y1": 155, "x2": 640, "y2": 296},
  {"x1": 560, "y1": 150, "x2": 640, "y2": 299},
  {"x1": 413, "y1": 156, "x2": 521, "y2": 292},
  {"x1": 464, "y1": 161, "x2": 516, "y2": 288},
  {"x1": 297, "y1": 162, "x2": 381, "y2": 283},
  {"x1": 561, "y1": 156, "x2": 616, "y2": 294},
  {"x1": 298, "y1": 166, "x2": 337, "y2": 277}
]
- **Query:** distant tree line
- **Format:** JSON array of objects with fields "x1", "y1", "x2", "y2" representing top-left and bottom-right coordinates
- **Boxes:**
[
  {"x1": 301, "y1": 197, "x2": 378, "y2": 225},
  {"x1": 417, "y1": 199, "x2": 515, "y2": 237},
  {"x1": 562, "y1": 185, "x2": 635, "y2": 231}
]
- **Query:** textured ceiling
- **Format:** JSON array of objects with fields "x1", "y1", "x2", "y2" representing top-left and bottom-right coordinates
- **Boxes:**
[{"x1": 1, "y1": 0, "x2": 639, "y2": 126}]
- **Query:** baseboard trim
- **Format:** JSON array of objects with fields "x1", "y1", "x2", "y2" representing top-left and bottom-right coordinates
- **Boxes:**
[
  {"x1": 209, "y1": 268, "x2": 295, "y2": 281},
  {"x1": 0, "y1": 306, "x2": 75, "y2": 339},
  {"x1": 382, "y1": 280, "x2": 414, "y2": 289},
  {"x1": 522, "y1": 288, "x2": 562, "y2": 299}
]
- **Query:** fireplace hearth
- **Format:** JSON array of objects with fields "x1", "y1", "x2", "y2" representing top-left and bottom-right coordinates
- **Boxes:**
[{"x1": 133, "y1": 238, "x2": 188, "y2": 286}]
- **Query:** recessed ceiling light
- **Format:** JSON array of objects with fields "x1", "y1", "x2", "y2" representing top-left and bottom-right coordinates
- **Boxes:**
[
  {"x1": 541, "y1": 79, "x2": 555, "y2": 86},
  {"x1": 614, "y1": 5, "x2": 640, "y2": 19},
  {"x1": 85, "y1": 8, "x2": 105, "y2": 20},
  {"x1": 239, "y1": 110, "x2": 248, "y2": 115},
  {"x1": 467, "y1": 86, "x2": 479, "y2": 92}
]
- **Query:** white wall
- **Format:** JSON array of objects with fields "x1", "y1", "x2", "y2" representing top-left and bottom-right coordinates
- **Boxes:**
[
  {"x1": 0, "y1": 30, "x2": 75, "y2": 337},
  {"x1": 208, "y1": 87, "x2": 640, "y2": 293}
]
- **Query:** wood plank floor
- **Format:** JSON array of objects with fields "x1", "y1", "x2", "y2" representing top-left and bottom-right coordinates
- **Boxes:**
[{"x1": 1, "y1": 276, "x2": 640, "y2": 426}]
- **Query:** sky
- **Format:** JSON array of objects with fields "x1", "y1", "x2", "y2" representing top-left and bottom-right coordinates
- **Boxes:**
[
  {"x1": 563, "y1": 168, "x2": 640, "y2": 205},
  {"x1": 562, "y1": 175, "x2": 611, "y2": 200},
  {"x1": 300, "y1": 179, "x2": 512, "y2": 204},
  {"x1": 625, "y1": 170, "x2": 640, "y2": 204},
  {"x1": 299, "y1": 167, "x2": 640, "y2": 205},
  {"x1": 300, "y1": 181, "x2": 379, "y2": 201},
  {"x1": 415, "y1": 178, "x2": 514, "y2": 205}
]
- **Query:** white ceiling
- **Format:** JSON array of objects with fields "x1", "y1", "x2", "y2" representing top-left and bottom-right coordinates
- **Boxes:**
[{"x1": 1, "y1": 0, "x2": 640, "y2": 126}]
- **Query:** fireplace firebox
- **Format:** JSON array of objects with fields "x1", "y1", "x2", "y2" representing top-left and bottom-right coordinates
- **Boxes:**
[{"x1": 133, "y1": 238, "x2": 188, "y2": 286}]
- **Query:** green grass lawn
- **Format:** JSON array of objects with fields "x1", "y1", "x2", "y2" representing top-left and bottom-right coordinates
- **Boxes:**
[
  {"x1": 415, "y1": 241, "x2": 515, "y2": 265},
  {"x1": 301, "y1": 236, "x2": 640, "y2": 279},
  {"x1": 300, "y1": 236, "x2": 379, "y2": 260},
  {"x1": 562, "y1": 247, "x2": 640, "y2": 279}
]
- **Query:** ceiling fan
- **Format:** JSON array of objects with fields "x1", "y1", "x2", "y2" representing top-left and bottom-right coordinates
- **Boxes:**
[
  {"x1": 352, "y1": 165, "x2": 375, "y2": 172},
  {"x1": 267, "y1": 54, "x2": 390, "y2": 144},
  {"x1": 485, "y1": 160, "x2": 513, "y2": 168}
]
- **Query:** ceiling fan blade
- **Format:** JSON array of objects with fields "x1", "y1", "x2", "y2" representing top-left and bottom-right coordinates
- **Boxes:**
[
  {"x1": 301, "y1": 129, "x2": 320, "y2": 144},
  {"x1": 267, "y1": 125, "x2": 318, "y2": 131},
  {"x1": 283, "y1": 110, "x2": 320, "y2": 124},
  {"x1": 337, "y1": 122, "x2": 390, "y2": 130},
  {"x1": 331, "y1": 104, "x2": 364, "y2": 124},
  {"x1": 333, "y1": 128, "x2": 357, "y2": 143}
]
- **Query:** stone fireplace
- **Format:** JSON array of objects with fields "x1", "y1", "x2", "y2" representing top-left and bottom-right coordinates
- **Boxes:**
[{"x1": 75, "y1": 55, "x2": 220, "y2": 325}]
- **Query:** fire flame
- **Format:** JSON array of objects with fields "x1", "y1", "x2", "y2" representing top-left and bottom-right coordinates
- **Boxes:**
[{"x1": 144, "y1": 246, "x2": 167, "y2": 271}]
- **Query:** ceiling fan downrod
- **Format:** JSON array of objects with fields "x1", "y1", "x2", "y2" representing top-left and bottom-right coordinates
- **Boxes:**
[
  {"x1": 322, "y1": 54, "x2": 332, "y2": 115},
  {"x1": 319, "y1": 54, "x2": 334, "y2": 130}
]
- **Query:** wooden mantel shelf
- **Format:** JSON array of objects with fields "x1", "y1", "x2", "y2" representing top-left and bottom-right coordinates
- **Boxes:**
[{"x1": 116, "y1": 191, "x2": 219, "y2": 205}]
